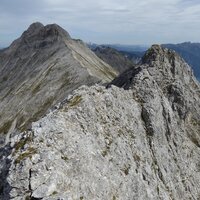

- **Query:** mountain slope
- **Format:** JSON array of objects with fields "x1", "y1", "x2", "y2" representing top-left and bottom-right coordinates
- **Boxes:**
[
  {"x1": 0, "y1": 22, "x2": 117, "y2": 145},
  {"x1": 1, "y1": 45, "x2": 200, "y2": 199},
  {"x1": 88, "y1": 43, "x2": 149, "y2": 52},
  {"x1": 162, "y1": 42, "x2": 200, "y2": 80},
  {"x1": 119, "y1": 50, "x2": 145, "y2": 64},
  {"x1": 93, "y1": 46, "x2": 134, "y2": 73}
]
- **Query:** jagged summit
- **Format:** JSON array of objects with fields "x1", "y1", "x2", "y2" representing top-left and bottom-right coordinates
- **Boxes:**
[
  {"x1": 109, "y1": 44, "x2": 200, "y2": 121},
  {"x1": 109, "y1": 44, "x2": 195, "y2": 89},
  {"x1": 10, "y1": 22, "x2": 71, "y2": 50},
  {"x1": 24, "y1": 22, "x2": 71, "y2": 39},
  {"x1": 26, "y1": 22, "x2": 44, "y2": 32},
  {"x1": 142, "y1": 44, "x2": 164, "y2": 63},
  {"x1": 142, "y1": 44, "x2": 181, "y2": 65}
]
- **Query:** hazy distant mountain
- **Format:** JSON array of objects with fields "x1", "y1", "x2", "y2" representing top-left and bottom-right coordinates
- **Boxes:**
[
  {"x1": 162, "y1": 42, "x2": 200, "y2": 80},
  {"x1": 91, "y1": 45, "x2": 146, "y2": 72},
  {"x1": 0, "y1": 22, "x2": 117, "y2": 145},
  {"x1": 93, "y1": 46, "x2": 135, "y2": 73},
  {"x1": 119, "y1": 50, "x2": 145, "y2": 64},
  {"x1": 106, "y1": 44, "x2": 149, "y2": 52},
  {"x1": 88, "y1": 43, "x2": 149, "y2": 52}
]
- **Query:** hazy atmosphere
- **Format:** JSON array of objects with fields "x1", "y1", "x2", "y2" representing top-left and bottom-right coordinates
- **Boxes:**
[{"x1": 1, "y1": 0, "x2": 200, "y2": 46}]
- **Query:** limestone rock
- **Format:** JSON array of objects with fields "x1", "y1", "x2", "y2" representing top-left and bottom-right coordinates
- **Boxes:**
[{"x1": 0, "y1": 45, "x2": 200, "y2": 199}]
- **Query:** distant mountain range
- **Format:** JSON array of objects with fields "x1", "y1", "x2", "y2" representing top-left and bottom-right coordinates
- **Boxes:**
[{"x1": 88, "y1": 43, "x2": 149, "y2": 52}]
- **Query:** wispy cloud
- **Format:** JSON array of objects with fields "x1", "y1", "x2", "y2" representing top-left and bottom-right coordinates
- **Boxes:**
[{"x1": 1, "y1": 0, "x2": 200, "y2": 46}]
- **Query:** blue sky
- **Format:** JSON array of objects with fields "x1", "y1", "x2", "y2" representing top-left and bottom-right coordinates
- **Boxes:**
[{"x1": 1, "y1": 0, "x2": 200, "y2": 47}]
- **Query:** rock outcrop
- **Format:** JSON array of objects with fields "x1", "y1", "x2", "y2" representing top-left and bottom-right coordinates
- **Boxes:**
[
  {"x1": 162, "y1": 42, "x2": 200, "y2": 81},
  {"x1": 0, "y1": 22, "x2": 117, "y2": 145},
  {"x1": 0, "y1": 45, "x2": 200, "y2": 199}
]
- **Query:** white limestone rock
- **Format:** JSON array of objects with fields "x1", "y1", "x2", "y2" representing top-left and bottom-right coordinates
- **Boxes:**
[{"x1": 0, "y1": 45, "x2": 200, "y2": 200}]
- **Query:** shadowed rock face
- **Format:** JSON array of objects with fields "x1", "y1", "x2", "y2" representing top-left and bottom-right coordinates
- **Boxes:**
[
  {"x1": 93, "y1": 46, "x2": 135, "y2": 73},
  {"x1": 0, "y1": 45, "x2": 200, "y2": 199},
  {"x1": 0, "y1": 22, "x2": 117, "y2": 145}
]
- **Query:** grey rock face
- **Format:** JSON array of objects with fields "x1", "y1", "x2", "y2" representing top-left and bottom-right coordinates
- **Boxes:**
[
  {"x1": 109, "y1": 45, "x2": 200, "y2": 119},
  {"x1": 162, "y1": 42, "x2": 200, "y2": 81},
  {"x1": 0, "y1": 22, "x2": 117, "y2": 145},
  {"x1": 0, "y1": 45, "x2": 200, "y2": 199}
]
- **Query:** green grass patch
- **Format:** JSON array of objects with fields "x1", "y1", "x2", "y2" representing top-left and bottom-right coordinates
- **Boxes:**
[
  {"x1": 189, "y1": 135, "x2": 200, "y2": 148},
  {"x1": 58, "y1": 71, "x2": 71, "y2": 90},
  {"x1": 61, "y1": 155, "x2": 69, "y2": 162},
  {"x1": 100, "y1": 66, "x2": 117, "y2": 79},
  {"x1": 69, "y1": 95, "x2": 82, "y2": 107},
  {"x1": 14, "y1": 135, "x2": 33, "y2": 152},
  {"x1": 0, "y1": 120, "x2": 12, "y2": 135},
  {"x1": 51, "y1": 191, "x2": 58, "y2": 196},
  {"x1": 191, "y1": 118, "x2": 200, "y2": 127},
  {"x1": 32, "y1": 82, "x2": 42, "y2": 95},
  {"x1": 101, "y1": 149, "x2": 108, "y2": 157},
  {"x1": 15, "y1": 147, "x2": 37, "y2": 164},
  {"x1": 113, "y1": 196, "x2": 117, "y2": 200}
]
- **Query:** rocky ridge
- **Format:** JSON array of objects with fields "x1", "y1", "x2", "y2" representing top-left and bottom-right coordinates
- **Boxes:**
[
  {"x1": 0, "y1": 45, "x2": 200, "y2": 199},
  {"x1": 0, "y1": 22, "x2": 117, "y2": 145}
]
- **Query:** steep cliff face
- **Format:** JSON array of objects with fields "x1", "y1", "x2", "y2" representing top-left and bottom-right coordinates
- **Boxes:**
[
  {"x1": 1, "y1": 45, "x2": 200, "y2": 200},
  {"x1": 0, "y1": 23, "x2": 117, "y2": 145}
]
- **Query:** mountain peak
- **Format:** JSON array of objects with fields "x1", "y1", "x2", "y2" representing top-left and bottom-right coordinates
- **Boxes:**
[
  {"x1": 109, "y1": 45, "x2": 196, "y2": 92},
  {"x1": 140, "y1": 44, "x2": 194, "y2": 82},
  {"x1": 142, "y1": 44, "x2": 173, "y2": 64},
  {"x1": 22, "y1": 22, "x2": 44, "y2": 39},
  {"x1": 43, "y1": 23, "x2": 71, "y2": 39},
  {"x1": 24, "y1": 22, "x2": 70, "y2": 38},
  {"x1": 27, "y1": 22, "x2": 44, "y2": 32},
  {"x1": 16, "y1": 22, "x2": 71, "y2": 49}
]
